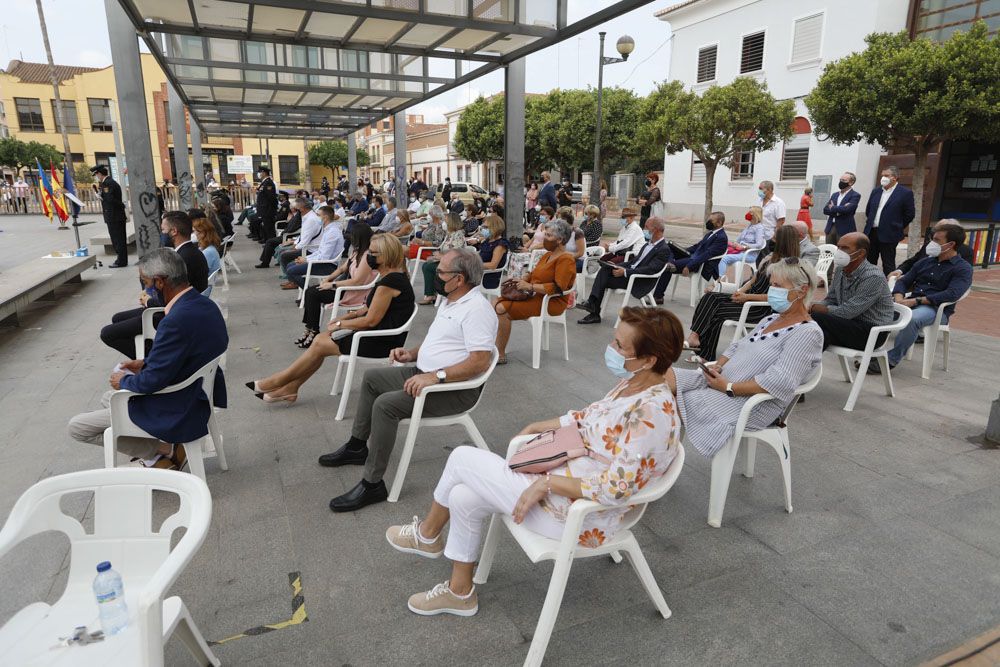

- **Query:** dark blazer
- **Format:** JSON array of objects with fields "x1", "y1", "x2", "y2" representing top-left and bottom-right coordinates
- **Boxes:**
[
  {"x1": 687, "y1": 228, "x2": 729, "y2": 278},
  {"x1": 622, "y1": 239, "x2": 672, "y2": 295},
  {"x1": 537, "y1": 182, "x2": 558, "y2": 210},
  {"x1": 176, "y1": 241, "x2": 209, "y2": 293},
  {"x1": 864, "y1": 185, "x2": 915, "y2": 245},
  {"x1": 823, "y1": 188, "x2": 862, "y2": 236},
  {"x1": 120, "y1": 289, "x2": 228, "y2": 444}
]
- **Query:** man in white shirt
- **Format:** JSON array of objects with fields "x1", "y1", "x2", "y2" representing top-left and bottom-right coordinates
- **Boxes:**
[
  {"x1": 277, "y1": 198, "x2": 323, "y2": 276},
  {"x1": 322, "y1": 247, "x2": 498, "y2": 512},
  {"x1": 757, "y1": 180, "x2": 786, "y2": 240},
  {"x1": 601, "y1": 207, "x2": 645, "y2": 256},
  {"x1": 282, "y1": 205, "x2": 344, "y2": 289}
]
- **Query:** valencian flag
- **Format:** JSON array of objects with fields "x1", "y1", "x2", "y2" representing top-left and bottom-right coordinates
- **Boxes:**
[{"x1": 35, "y1": 158, "x2": 69, "y2": 223}]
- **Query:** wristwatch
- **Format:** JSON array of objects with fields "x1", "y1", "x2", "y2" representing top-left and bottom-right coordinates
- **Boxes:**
[
  {"x1": 725, "y1": 382, "x2": 735, "y2": 398},
  {"x1": 435, "y1": 369, "x2": 447, "y2": 384}
]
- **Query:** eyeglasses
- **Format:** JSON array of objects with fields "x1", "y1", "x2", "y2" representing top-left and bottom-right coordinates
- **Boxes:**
[{"x1": 435, "y1": 269, "x2": 459, "y2": 278}]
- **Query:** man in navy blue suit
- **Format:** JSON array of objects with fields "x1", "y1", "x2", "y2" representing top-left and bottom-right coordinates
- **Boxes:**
[
  {"x1": 823, "y1": 171, "x2": 862, "y2": 244},
  {"x1": 69, "y1": 249, "x2": 228, "y2": 470},
  {"x1": 864, "y1": 165, "x2": 915, "y2": 275},
  {"x1": 653, "y1": 211, "x2": 729, "y2": 303},
  {"x1": 537, "y1": 170, "x2": 558, "y2": 210}
]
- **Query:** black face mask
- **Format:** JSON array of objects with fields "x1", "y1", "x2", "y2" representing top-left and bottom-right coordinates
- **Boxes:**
[
  {"x1": 433, "y1": 273, "x2": 455, "y2": 298},
  {"x1": 838, "y1": 180, "x2": 849, "y2": 190},
  {"x1": 160, "y1": 232, "x2": 173, "y2": 248},
  {"x1": 705, "y1": 220, "x2": 715, "y2": 230},
  {"x1": 645, "y1": 179, "x2": 652, "y2": 187},
  {"x1": 366, "y1": 254, "x2": 379, "y2": 270}
]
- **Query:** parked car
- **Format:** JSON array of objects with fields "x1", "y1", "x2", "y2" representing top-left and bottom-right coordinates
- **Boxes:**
[{"x1": 434, "y1": 181, "x2": 489, "y2": 205}]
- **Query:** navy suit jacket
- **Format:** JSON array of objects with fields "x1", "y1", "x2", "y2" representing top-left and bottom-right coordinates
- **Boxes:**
[
  {"x1": 622, "y1": 240, "x2": 672, "y2": 296},
  {"x1": 538, "y1": 182, "x2": 558, "y2": 210},
  {"x1": 823, "y1": 189, "x2": 861, "y2": 237},
  {"x1": 864, "y1": 185, "x2": 915, "y2": 245},
  {"x1": 119, "y1": 289, "x2": 228, "y2": 444},
  {"x1": 687, "y1": 228, "x2": 729, "y2": 278}
]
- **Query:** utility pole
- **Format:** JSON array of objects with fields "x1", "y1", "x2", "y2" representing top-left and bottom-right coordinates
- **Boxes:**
[
  {"x1": 589, "y1": 32, "x2": 634, "y2": 209},
  {"x1": 35, "y1": 0, "x2": 77, "y2": 241}
]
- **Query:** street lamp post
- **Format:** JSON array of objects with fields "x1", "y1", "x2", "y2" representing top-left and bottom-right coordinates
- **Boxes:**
[{"x1": 590, "y1": 32, "x2": 634, "y2": 209}]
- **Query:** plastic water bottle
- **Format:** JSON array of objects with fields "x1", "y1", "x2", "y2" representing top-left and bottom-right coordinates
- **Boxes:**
[{"x1": 93, "y1": 561, "x2": 129, "y2": 635}]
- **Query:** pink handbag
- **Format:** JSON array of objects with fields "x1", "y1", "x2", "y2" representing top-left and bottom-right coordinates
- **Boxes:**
[{"x1": 508, "y1": 426, "x2": 610, "y2": 474}]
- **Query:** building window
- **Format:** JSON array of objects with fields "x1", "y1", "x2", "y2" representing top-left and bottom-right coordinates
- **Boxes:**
[
  {"x1": 278, "y1": 155, "x2": 299, "y2": 183},
  {"x1": 50, "y1": 100, "x2": 80, "y2": 133},
  {"x1": 731, "y1": 149, "x2": 755, "y2": 180},
  {"x1": 14, "y1": 98, "x2": 45, "y2": 132},
  {"x1": 252, "y1": 154, "x2": 271, "y2": 175},
  {"x1": 436, "y1": 166, "x2": 442, "y2": 182},
  {"x1": 87, "y1": 98, "x2": 113, "y2": 132},
  {"x1": 914, "y1": 0, "x2": 999, "y2": 42},
  {"x1": 740, "y1": 31, "x2": 766, "y2": 74},
  {"x1": 690, "y1": 155, "x2": 706, "y2": 181},
  {"x1": 696, "y1": 45, "x2": 717, "y2": 83},
  {"x1": 780, "y1": 117, "x2": 812, "y2": 181},
  {"x1": 790, "y1": 13, "x2": 824, "y2": 64}
]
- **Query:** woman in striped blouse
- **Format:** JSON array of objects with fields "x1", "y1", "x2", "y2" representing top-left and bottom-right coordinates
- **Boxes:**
[{"x1": 665, "y1": 257, "x2": 823, "y2": 458}]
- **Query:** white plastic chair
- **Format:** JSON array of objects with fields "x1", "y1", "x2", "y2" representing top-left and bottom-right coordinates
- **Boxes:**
[
  {"x1": 407, "y1": 245, "x2": 436, "y2": 286},
  {"x1": 602, "y1": 264, "x2": 669, "y2": 327},
  {"x1": 906, "y1": 288, "x2": 971, "y2": 379},
  {"x1": 219, "y1": 233, "x2": 241, "y2": 291},
  {"x1": 704, "y1": 364, "x2": 822, "y2": 528},
  {"x1": 721, "y1": 300, "x2": 773, "y2": 345},
  {"x1": 670, "y1": 254, "x2": 727, "y2": 307},
  {"x1": 828, "y1": 302, "x2": 912, "y2": 411},
  {"x1": 103, "y1": 354, "x2": 228, "y2": 482},
  {"x1": 297, "y1": 259, "x2": 339, "y2": 309},
  {"x1": 528, "y1": 289, "x2": 573, "y2": 370},
  {"x1": 0, "y1": 468, "x2": 219, "y2": 667},
  {"x1": 201, "y1": 269, "x2": 220, "y2": 297},
  {"x1": 814, "y1": 244, "x2": 836, "y2": 287},
  {"x1": 389, "y1": 348, "x2": 500, "y2": 503},
  {"x1": 473, "y1": 437, "x2": 686, "y2": 667},
  {"x1": 323, "y1": 275, "x2": 380, "y2": 325},
  {"x1": 134, "y1": 307, "x2": 166, "y2": 361},
  {"x1": 330, "y1": 305, "x2": 419, "y2": 420},
  {"x1": 479, "y1": 251, "x2": 510, "y2": 299},
  {"x1": 574, "y1": 246, "x2": 604, "y2": 298}
]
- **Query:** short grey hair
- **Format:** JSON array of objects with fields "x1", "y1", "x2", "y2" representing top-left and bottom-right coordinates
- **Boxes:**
[
  {"x1": 843, "y1": 171, "x2": 857, "y2": 185},
  {"x1": 295, "y1": 196, "x2": 312, "y2": 209},
  {"x1": 429, "y1": 205, "x2": 444, "y2": 221},
  {"x1": 443, "y1": 247, "x2": 483, "y2": 286},
  {"x1": 883, "y1": 165, "x2": 899, "y2": 178},
  {"x1": 767, "y1": 258, "x2": 817, "y2": 308},
  {"x1": 138, "y1": 248, "x2": 188, "y2": 287},
  {"x1": 645, "y1": 217, "x2": 666, "y2": 233},
  {"x1": 387, "y1": 196, "x2": 397, "y2": 207},
  {"x1": 543, "y1": 219, "x2": 573, "y2": 245},
  {"x1": 759, "y1": 180, "x2": 774, "y2": 192}
]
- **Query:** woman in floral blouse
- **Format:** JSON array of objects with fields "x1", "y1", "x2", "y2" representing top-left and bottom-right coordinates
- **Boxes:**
[
  {"x1": 384, "y1": 306, "x2": 684, "y2": 617},
  {"x1": 418, "y1": 212, "x2": 468, "y2": 304}
]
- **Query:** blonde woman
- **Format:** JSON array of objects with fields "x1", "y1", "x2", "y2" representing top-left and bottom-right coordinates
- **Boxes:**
[
  {"x1": 580, "y1": 204, "x2": 603, "y2": 246},
  {"x1": 418, "y1": 212, "x2": 468, "y2": 304},
  {"x1": 717, "y1": 205, "x2": 768, "y2": 280},
  {"x1": 392, "y1": 209, "x2": 414, "y2": 239},
  {"x1": 248, "y1": 234, "x2": 416, "y2": 403}
]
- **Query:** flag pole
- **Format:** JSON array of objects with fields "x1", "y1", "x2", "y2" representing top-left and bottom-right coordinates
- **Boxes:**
[{"x1": 34, "y1": 0, "x2": 73, "y2": 233}]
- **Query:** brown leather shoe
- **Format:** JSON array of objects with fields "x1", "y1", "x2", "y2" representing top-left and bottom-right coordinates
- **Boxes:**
[
  {"x1": 280, "y1": 281, "x2": 298, "y2": 290},
  {"x1": 170, "y1": 443, "x2": 188, "y2": 471}
]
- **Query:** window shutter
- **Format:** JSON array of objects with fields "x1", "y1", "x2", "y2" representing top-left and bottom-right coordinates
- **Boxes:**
[
  {"x1": 696, "y1": 45, "x2": 717, "y2": 83},
  {"x1": 740, "y1": 32, "x2": 765, "y2": 73},
  {"x1": 790, "y1": 14, "x2": 823, "y2": 64},
  {"x1": 691, "y1": 155, "x2": 706, "y2": 181},
  {"x1": 780, "y1": 118, "x2": 812, "y2": 181}
]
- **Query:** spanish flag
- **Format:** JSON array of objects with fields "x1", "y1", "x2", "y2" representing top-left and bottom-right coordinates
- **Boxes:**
[
  {"x1": 36, "y1": 158, "x2": 68, "y2": 223},
  {"x1": 49, "y1": 160, "x2": 70, "y2": 223}
]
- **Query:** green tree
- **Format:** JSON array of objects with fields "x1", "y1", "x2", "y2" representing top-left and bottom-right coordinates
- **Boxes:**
[
  {"x1": 806, "y1": 22, "x2": 1000, "y2": 252},
  {"x1": 454, "y1": 96, "x2": 505, "y2": 165},
  {"x1": 307, "y1": 140, "x2": 369, "y2": 181},
  {"x1": 637, "y1": 78, "x2": 795, "y2": 219},
  {"x1": 0, "y1": 137, "x2": 65, "y2": 173},
  {"x1": 74, "y1": 163, "x2": 95, "y2": 185}
]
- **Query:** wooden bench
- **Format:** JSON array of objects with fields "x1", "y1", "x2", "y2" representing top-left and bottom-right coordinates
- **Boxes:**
[
  {"x1": 89, "y1": 223, "x2": 136, "y2": 256},
  {"x1": 0, "y1": 255, "x2": 97, "y2": 325}
]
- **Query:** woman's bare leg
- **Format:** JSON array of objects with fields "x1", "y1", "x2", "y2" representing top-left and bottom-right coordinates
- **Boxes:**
[
  {"x1": 262, "y1": 334, "x2": 340, "y2": 392},
  {"x1": 494, "y1": 304, "x2": 512, "y2": 357}
]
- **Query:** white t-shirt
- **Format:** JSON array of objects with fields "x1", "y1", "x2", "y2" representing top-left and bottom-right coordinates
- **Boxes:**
[
  {"x1": 872, "y1": 184, "x2": 896, "y2": 228},
  {"x1": 760, "y1": 195, "x2": 786, "y2": 240},
  {"x1": 417, "y1": 289, "x2": 498, "y2": 372}
]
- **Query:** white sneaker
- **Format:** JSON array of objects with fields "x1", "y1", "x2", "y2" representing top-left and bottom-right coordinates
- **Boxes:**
[
  {"x1": 386, "y1": 516, "x2": 444, "y2": 559},
  {"x1": 407, "y1": 581, "x2": 478, "y2": 617}
]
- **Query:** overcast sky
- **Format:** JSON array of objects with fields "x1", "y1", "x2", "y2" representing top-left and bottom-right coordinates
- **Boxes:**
[{"x1": 2, "y1": 0, "x2": 673, "y2": 123}]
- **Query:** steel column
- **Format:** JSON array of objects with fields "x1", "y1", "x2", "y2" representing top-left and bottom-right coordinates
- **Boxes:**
[
  {"x1": 393, "y1": 111, "x2": 407, "y2": 201},
  {"x1": 191, "y1": 120, "x2": 205, "y2": 205},
  {"x1": 504, "y1": 58, "x2": 526, "y2": 237},
  {"x1": 347, "y1": 132, "x2": 358, "y2": 196},
  {"x1": 104, "y1": 0, "x2": 160, "y2": 255},
  {"x1": 168, "y1": 82, "x2": 193, "y2": 208}
]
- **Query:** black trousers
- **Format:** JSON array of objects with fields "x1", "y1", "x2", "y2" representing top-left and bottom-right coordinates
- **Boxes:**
[
  {"x1": 260, "y1": 213, "x2": 277, "y2": 241},
  {"x1": 812, "y1": 312, "x2": 888, "y2": 351},
  {"x1": 302, "y1": 284, "x2": 343, "y2": 331},
  {"x1": 248, "y1": 218, "x2": 262, "y2": 239},
  {"x1": 260, "y1": 237, "x2": 284, "y2": 265},
  {"x1": 100, "y1": 307, "x2": 164, "y2": 359},
  {"x1": 587, "y1": 267, "x2": 628, "y2": 307},
  {"x1": 690, "y1": 292, "x2": 771, "y2": 361},
  {"x1": 106, "y1": 218, "x2": 129, "y2": 266},
  {"x1": 867, "y1": 227, "x2": 898, "y2": 275}
]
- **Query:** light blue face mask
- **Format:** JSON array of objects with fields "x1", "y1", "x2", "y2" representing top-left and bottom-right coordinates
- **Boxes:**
[
  {"x1": 767, "y1": 286, "x2": 798, "y2": 313},
  {"x1": 480, "y1": 228, "x2": 491, "y2": 240},
  {"x1": 539, "y1": 215, "x2": 548, "y2": 223},
  {"x1": 604, "y1": 345, "x2": 637, "y2": 379},
  {"x1": 757, "y1": 189, "x2": 765, "y2": 199},
  {"x1": 643, "y1": 229, "x2": 652, "y2": 241}
]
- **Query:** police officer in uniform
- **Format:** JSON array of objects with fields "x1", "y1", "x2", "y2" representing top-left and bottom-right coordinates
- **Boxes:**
[
  {"x1": 92, "y1": 165, "x2": 128, "y2": 267},
  {"x1": 255, "y1": 165, "x2": 279, "y2": 242}
]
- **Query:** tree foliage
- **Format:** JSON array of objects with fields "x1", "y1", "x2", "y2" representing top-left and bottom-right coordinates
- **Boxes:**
[
  {"x1": 0, "y1": 137, "x2": 66, "y2": 172},
  {"x1": 453, "y1": 96, "x2": 505, "y2": 165},
  {"x1": 806, "y1": 22, "x2": 1000, "y2": 251},
  {"x1": 74, "y1": 163, "x2": 95, "y2": 185},
  {"x1": 637, "y1": 77, "x2": 795, "y2": 218},
  {"x1": 307, "y1": 140, "x2": 370, "y2": 179}
]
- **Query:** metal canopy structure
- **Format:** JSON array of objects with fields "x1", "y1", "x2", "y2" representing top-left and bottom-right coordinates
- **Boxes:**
[{"x1": 113, "y1": 0, "x2": 657, "y2": 138}]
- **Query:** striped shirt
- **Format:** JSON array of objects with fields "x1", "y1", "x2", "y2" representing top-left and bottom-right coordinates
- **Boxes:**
[{"x1": 820, "y1": 261, "x2": 894, "y2": 327}]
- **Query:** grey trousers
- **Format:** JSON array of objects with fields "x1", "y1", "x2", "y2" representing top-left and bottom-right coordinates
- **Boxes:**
[
  {"x1": 67, "y1": 390, "x2": 163, "y2": 460},
  {"x1": 351, "y1": 366, "x2": 481, "y2": 483}
]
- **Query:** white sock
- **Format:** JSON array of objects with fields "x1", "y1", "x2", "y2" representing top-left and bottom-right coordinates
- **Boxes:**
[
  {"x1": 416, "y1": 521, "x2": 437, "y2": 544},
  {"x1": 451, "y1": 584, "x2": 475, "y2": 599}
]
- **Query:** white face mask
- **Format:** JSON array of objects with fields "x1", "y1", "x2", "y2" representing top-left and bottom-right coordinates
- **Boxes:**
[
  {"x1": 880, "y1": 176, "x2": 892, "y2": 188},
  {"x1": 925, "y1": 240, "x2": 944, "y2": 257},
  {"x1": 191, "y1": 231, "x2": 198, "y2": 243},
  {"x1": 833, "y1": 249, "x2": 853, "y2": 267}
]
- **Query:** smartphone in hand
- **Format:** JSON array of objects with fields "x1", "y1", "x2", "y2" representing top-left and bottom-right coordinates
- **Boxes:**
[{"x1": 692, "y1": 355, "x2": 717, "y2": 376}]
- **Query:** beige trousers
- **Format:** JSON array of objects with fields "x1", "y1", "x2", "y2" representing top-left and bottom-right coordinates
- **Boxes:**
[{"x1": 67, "y1": 390, "x2": 163, "y2": 460}]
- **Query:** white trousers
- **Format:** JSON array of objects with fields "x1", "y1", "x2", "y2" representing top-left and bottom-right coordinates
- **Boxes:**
[{"x1": 434, "y1": 446, "x2": 564, "y2": 563}]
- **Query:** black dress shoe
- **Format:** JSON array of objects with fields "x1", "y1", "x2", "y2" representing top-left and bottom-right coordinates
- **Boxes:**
[
  {"x1": 109, "y1": 262, "x2": 128, "y2": 268},
  {"x1": 577, "y1": 312, "x2": 602, "y2": 325},
  {"x1": 255, "y1": 262, "x2": 270, "y2": 269},
  {"x1": 575, "y1": 299, "x2": 596, "y2": 314},
  {"x1": 318, "y1": 443, "x2": 369, "y2": 467},
  {"x1": 653, "y1": 297, "x2": 664, "y2": 305},
  {"x1": 330, "y1": 480, "x2": 388, "y2": 512}
]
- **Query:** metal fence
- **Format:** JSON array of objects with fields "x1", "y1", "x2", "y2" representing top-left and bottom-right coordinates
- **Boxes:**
[{"x1": 0, "y1": 184, "x2": 260, "y2": 217}]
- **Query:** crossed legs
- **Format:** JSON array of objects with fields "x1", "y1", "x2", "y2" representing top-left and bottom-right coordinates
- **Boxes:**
[{"x1": 256, "y1": 333, "x2": 341, "y2": 398}]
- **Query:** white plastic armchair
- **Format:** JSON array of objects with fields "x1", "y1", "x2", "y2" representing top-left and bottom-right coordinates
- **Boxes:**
[
  {"x1": 602, "y1": 263, "x2": 669, "y2": 327},
  {"x1": 907, "y1": 287, "x2": 971, "y2": 379},
  {"x1": 527, "y1": 288, "x2": 573, "y2": 370},
  {"x1": 133, "y1": 307, "x2": 165, "y2": 361},
  {"x1": 828, "y1": 302, "x2": 912, "y2": 411},
  {"x1": 721, "y1": 299, "x2": 773, "y2": 345},
  {"x1": 407, "y1": 245, "x2": 437, "y2": 286},
  {"x1": 671, "y1": 254, "x2": 728, "y2": 307},
  {"x1": 202, "y1": 269, "x2": 220, "y2": 297},
  {"x1": 297, "y1": 258, "x2": 340, "y2": 309},
  {"x1": 219, "y1": 233, "x2": 241, "y2": 290},
  {"x1": 704, "y1": 363, "x2": 822, "y2": 528},
  {"x1": 330, "y1": 305, "x2": 419, "y2": 420},
  {"x1": 574, "y1": 246, "x2": 605, "y2": 297},
  {"x1": 480, "y1": 251, "x2": 510, "y2": 299},
  {"x1": 103, "y1": 354, "x2": 228, "y2": 482},
  {"x1": 324, "y1": 275, "x2": 380, "y2": 325},
  {"x1": 815, "y1": 244, "x2": 837, "y2": 287},
  {"x1": 0, "y1": 468, "x2": 218, "y2": 667},
  {"x1": 473, "y1": 437, "x2": 686, "y2": 667},
  {"x1": 389, "y1": 347, "x2": 500, "y2": 502}
]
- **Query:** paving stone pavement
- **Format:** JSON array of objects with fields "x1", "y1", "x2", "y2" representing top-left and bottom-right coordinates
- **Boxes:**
[{"x1": 1, "y1": 214, "x2": 999, "y2": 666}]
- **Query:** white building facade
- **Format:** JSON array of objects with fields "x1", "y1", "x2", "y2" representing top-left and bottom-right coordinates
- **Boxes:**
[{"x1": 655, "y1": 0, "x2": 909, "y2": 227}]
